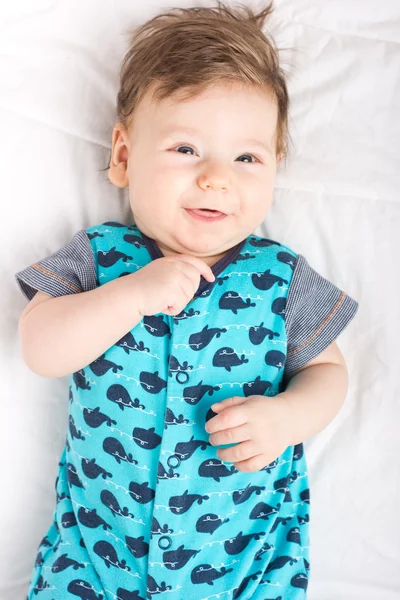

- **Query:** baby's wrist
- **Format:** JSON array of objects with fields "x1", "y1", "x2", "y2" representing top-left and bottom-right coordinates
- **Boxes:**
[{"x1": 277, "y1": 391, "x2": 297, "y2": 447}]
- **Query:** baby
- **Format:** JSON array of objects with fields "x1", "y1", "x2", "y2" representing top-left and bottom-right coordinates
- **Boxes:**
[{"x1": 16, "y1": 2, "x2": 359, "y2": 599}]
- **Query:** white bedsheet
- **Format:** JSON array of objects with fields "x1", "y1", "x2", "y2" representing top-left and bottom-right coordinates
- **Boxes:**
[{"x1": 1, "y1": 1, "x2": 399, "y2": 598}]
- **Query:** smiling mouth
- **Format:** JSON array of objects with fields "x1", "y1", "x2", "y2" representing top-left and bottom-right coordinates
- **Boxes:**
[{"x1": 185, "y1": 208, "x2": 228, "y2": 222}]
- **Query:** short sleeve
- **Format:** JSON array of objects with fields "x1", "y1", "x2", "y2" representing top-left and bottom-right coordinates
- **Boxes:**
[
  {"x1": 284, "y1": 254, "x2": 359, "y2": 376},
  {"x1": 14, "y1": 229, "x2": 97, "y2": 301}
]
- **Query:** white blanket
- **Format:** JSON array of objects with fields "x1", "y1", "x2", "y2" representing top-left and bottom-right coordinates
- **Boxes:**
[{"x1": 1, "y1": 1, "x2": 399, "y2": 598}]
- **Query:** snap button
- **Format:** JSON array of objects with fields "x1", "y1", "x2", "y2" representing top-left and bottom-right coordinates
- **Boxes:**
[
  {"x1": 158, "y1": 535, "x2": 172, "y2": 550},
  {"x1": 176, "y1": 371, "x2": 189, "y2": 384},
  {"x1": 167, "y1": 454, "x2": 181, "y2": 469}
]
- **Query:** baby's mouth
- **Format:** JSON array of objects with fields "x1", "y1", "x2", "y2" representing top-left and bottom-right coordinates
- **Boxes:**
[
  {"x1": 184, "y1": 208, "x2": 228, "y2": 223},
  {"x1": 188, "y1": 208, "x2": 226, "y2": 218}
]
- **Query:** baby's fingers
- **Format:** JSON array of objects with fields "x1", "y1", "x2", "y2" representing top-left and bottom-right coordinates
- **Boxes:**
[{"x1": 175, "y1": 254, "x2": 215, "y2": 283}]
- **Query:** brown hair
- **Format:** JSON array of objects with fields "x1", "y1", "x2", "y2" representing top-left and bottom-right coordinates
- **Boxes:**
[{"x1": 102, "y1": 1, "x2": 292, "y2": 172}]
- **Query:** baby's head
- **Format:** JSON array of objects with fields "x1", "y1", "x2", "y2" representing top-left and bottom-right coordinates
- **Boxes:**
[{"x1": 107, "y1": 1, "x2": 290, "y2": 266}]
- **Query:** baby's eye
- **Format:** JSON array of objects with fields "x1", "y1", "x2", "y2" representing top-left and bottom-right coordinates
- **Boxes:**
[
  {"x1": 174, "y1": 145, "x2": 259, "y2": 163},
  {"x1": 237, "y1": 154, "x2": 258, "y2": 163},
  {"x1": 175, "y1": 145, "x2": 196, "y2": 155}
]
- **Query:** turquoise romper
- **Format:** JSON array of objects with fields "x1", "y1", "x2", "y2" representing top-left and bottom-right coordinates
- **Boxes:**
[{"x1": 15, "y1": 221, "x2": 359, "y2": 600}]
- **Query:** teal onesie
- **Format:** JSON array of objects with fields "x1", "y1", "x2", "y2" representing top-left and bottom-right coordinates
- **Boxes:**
[{"x1": 15, "y1": 221, "x2": 359, "y2": 600}]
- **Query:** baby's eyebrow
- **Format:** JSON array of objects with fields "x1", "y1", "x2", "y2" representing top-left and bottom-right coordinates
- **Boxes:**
[
  {"x1": 161, "y1": 126, "x2": 272, "y2": 155},
  {"x1": 241, "y1": 138, "x2": 272, "y2": 154},
  {"x1": 161, "y1": 125, "x2": 198, "y2": 137}
]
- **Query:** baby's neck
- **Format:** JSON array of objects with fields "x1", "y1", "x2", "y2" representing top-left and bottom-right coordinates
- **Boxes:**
[
  {"x1": 201, "y1": 250, "x2": 229, "y2": 268},
  {"x1": 159, "y1": 245, "x2": 230, "y2": 268}
]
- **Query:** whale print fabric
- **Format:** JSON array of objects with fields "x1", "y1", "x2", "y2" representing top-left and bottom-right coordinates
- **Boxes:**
[
  {"x1": 15, "y1": 221, "x2": 359, "y2": 599},
  {"x1": 14, "y1": 226, "x2": 359, "y2": 380}
]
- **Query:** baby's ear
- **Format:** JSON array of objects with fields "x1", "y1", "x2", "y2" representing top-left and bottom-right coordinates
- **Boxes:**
[{"x1": 108, "y1": 123, "x2": 129, "y2": 188}]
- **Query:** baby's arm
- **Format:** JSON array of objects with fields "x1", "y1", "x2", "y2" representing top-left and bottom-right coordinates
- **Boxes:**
[
  {"x1": 18, "y1": 275, "x2": 143, "y2": 379},
  {"x1": 281, "y1": 340, "x2": 349, "y2": 446}
]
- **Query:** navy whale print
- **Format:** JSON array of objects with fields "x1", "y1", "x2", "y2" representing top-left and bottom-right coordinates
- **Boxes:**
[{"x1": 26, "y1": 222, "x2": 310, "y2": 600}]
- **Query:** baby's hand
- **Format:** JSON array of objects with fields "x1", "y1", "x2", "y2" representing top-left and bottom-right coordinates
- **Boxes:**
[
  {"x1": 205, "y1": 394, "x2": 293, "y2": 472},
  {"x1": 133, "y1": 254, "x2": 215, "y2": 317}
]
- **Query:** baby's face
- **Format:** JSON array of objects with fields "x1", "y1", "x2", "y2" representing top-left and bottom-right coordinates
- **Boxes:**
[{"x1": 109, "y1": 81, "x2": 282, "y2": 266}]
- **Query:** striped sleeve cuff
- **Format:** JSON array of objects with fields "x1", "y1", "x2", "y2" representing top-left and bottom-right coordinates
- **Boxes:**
[
  {"x1": 14, "y1": 229, "x2": 97, "y2": 301},
  {"x1": 284, "y1": 254, "x2": 359, "y2": 375}
]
